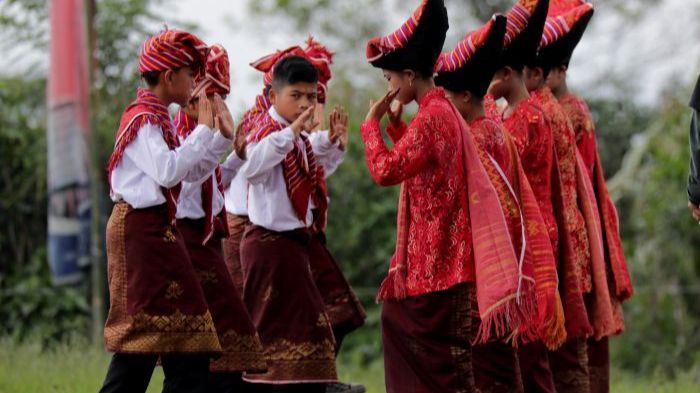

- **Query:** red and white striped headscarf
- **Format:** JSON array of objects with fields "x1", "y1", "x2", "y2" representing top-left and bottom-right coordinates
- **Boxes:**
[
  {"x1": 138, "y1": 28, "x2": 209, "y2": 77},
  {"x1": 192, "y1": 43, "x2": 230, "y2": 98}
]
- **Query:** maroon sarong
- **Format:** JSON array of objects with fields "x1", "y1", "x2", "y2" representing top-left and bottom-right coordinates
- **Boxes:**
[
  {"x1": 382, "y1": 283, "x2": 475, "y2": 393},
  {"x1": 240, "y1": 225, "x2": 337, "y2": 384},
  {"x1": 472, "y1": 342, "x2": 523, "y2": 393},
  {"x1": 587, "y1": 337, "x2": 610, "y2": 393},
  {"x1": 104, "y1": 202, "x2": 220, "y2": 354},
  {"x1": 517, "y1": 342, "x2": 556, "y2": 393},
  {"x1": 550, "y1": 338, "x2": 591, "y2": 393},
  {"x1": 222, "y1": 213, "x2": 249, "y2": 294},
  {"x1": 177, "y1": 217, "x2": 267, "y2": 373},
  {"x1": 308, "y1": 232, "x2": 366, "y2": 338},
  {"x1": 468, "y1": 281, "x2": 523, "y2": 393}
]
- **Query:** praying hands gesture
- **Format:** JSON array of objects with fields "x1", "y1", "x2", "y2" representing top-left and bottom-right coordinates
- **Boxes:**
[
  {"x1": 291, "y1": 106, "x2": 320, "y2": 137},
  {"x1": 213, "y1": 95, "x2": 235, "y2": 139},
  {"x1": 198, "y1": 91, "x2": 214, "y2": 129},
  {"x1": 365, "y1": 88, "x2": 400, "y2": 122},
  {"x1": 233, "y1": 123, "x2": 248, "y2": 160},
  {"x1": 329, "y1": 106, "x2": 349, "y2": 150}
]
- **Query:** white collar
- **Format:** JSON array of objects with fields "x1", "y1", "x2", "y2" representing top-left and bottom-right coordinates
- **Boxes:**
[{"x1": 269, "y1": 106, "x2": 290, "y2": 126}]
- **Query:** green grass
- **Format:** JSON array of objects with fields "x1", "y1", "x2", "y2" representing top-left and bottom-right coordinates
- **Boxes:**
[{"x1": 0, "y1": 339, "x2": 698, "y2": 393}]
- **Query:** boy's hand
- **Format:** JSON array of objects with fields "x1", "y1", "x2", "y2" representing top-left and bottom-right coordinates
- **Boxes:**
[
  {"x1": 388, "y1": 100, "x2": 403, "y2": 128},
  {"x1": 291, "y1": 106, "x2": 318, "y2": 137},
  {"x1": 311, "y1": 104, "x2": 325, "y2": 132},
  {"x1": 213, "y1": 94, "x2": 235, "y2": 139},
  {"x1": 198, "y1": 91, "x2": 214, "y2": 129},
  {"x1": 233, "y1": 123, "x2": 248, "y2": 160},
  {"x1": 329, "y1": 106, "x2": 349, "y2": 149},
  {"x1": 365, "y1": 89, "x2": 400, "y2": 123}
]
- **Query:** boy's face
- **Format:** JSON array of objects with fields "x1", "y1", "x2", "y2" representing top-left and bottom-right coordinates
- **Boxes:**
[
  {"x1": 164, "y1": 66, "x2": 196, "y2": 107},
  {"x1": 270, "y1": 82, "x2": 318, "y2": 124}
]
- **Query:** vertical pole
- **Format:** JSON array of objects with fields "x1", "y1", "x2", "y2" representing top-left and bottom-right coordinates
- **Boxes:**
[{"x1": 85, "y1": 0, "x2": 105, "y2": 346}]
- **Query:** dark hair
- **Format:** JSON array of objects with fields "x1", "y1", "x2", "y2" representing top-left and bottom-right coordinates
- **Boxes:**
[
  {"x1": 141, "y1": 67, "x2": 185, "y2": 87},
  {"x1": 141, "y1": 71, "x2": 162, "y2": 86},
  {"x1": 271, "y1": 56, "x2": 319, "y2": 91}
]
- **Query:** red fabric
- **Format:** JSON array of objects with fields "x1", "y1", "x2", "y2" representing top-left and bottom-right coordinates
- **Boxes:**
[
  {"x1": 240, "y1": 92, "x2": 271, "y2": 138},
  {"x1": 575, "y1": 152, "x2": 617, "y2": 339},
  {"x1": 561, "y1": 94, "x2": 596, "y2": 178},
  {"x1": 365, "y1": 0, "x2": 429, "y2": 62},
  {"x1": 138, "y1": 29, "x2": 208, "y2": 77},
  {"x1": 192, "y1": 43, "x2": 230, "y2": 98},
  {"x1": 435, "y1": 16, "x2": 500, "y2": 72},
  {"x1": 561, "y1": 93, "x2": 633, "y2": 314},
  {"x1": 303, "y1": 36, "x2": 334, "y2": 103},
  {"x1": 498, "y1": 96, "x2": 568, "y2": 348},
  {"x1": 502, "y1": 95, "x2": 558, "y2": 253},
  {"x1": 548, "y1": 0, "x2": 591, "y2": 19},
  {"x1": 177, "y1": 217, "x2": 266, "y2": 373},
  {"x1": 173, "y1": 109, "x2": 230, "y2": 244},
  {"x1": 504, "y1": 0, "x2": 542, "y2": 48},
  {"x1": 251, "y1": 41, "x2": 334, "y2": 103},
  {"x1": 531, "y1": 86, "x2": 593, "y2": 339},
  {"x1": 362, "y1": 88, "x2": 527, "y2": 344},
  {"x1": 247, "y1": 112, "x2": 327, "y2": 229},
  {"x1": 541, "y1": 2, "x2": 594, "y2": 48},
  {"x1": 107, "y1": 88, "x2": 181, "y2": 224},
  {"x1": 506, "y1": 135, "x2": 566, "y2": 348}
]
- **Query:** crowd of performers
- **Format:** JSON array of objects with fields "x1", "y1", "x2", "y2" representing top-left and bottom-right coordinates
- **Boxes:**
[{"x1": 100, "y1": 0, "x2": 633, "y2": 392}]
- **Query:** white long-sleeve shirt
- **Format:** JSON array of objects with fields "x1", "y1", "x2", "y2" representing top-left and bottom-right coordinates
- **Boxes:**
[
  {"x1": 223, "y1": 153, "x2": 249, "y2": 216},
  {"x1": 242, "y1": 106, "x2": 345, "y2": 231},
  {"x1": 110, "y1": 122, "x2": 231, "y2": 209}
]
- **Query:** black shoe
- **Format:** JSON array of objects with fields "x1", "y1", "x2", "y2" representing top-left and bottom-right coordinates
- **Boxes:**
[{"x1": 326, "y1": 382, "x2": 366, "y2": 393}]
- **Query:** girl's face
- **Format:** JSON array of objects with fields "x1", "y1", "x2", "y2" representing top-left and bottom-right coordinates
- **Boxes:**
[{"x1": 383, "y1": 69, "x2": 416, "y2": 105}]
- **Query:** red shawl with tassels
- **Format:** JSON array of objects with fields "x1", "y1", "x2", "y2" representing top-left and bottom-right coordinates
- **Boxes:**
[
  {"x1": 361, "y1": 88, "x2": 532, "y2": 344},
  {"x1": 107, "y1": 88, "x2": 181, "y2": 224},
  {"x1": 482, "y1": 98, "x2": 566, "y2": 348},
  {"x1": 173, "y1": 109, "x2": 230, "y2": 244},
  {"x1": 532, "y1": 86, "x2": 593, "y2": 339},
  {"x1": 562, "y1": 93, "x2": 633, "y2": 338}
]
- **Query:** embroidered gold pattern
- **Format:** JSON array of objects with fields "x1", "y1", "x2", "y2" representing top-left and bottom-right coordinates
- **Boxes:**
[
  {"x1": 165, "y1": 281, "x2": 184, "y2": 300},
  {"x1": 164, "y1": 225, "x2": 177, "y2": 243},
  {"x1": 196, "y1": 268, "x2": 218, "y2": 286},
  {"x1": 244, "y1": 338, "x2": 337, "y2": 383},
  {"x1": 103, "y1": 202, "x2": 220, "y2": 354},
  {"x1": 210, "y1": 329, "x2": 267, "y2": 373}
]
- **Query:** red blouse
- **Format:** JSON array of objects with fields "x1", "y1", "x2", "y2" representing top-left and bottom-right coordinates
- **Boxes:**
[
  {"x1": 470, "y1": 116, "x2": 520, "y2": 244},
  {"x1": 502, "y1": 96, "x2": 559, "y2": 253},
  {"x1": 560, "y1": 94, "x2": 597, "y2": 180},
  {"x1": 531, "y1": 86, "x2": 592, "y2": 294},
  {"x1": 360, "y1": 88, "x2": 474, "y2": 297}
]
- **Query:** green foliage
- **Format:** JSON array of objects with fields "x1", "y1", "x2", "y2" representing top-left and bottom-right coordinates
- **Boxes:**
[
  {"x1": 0, "y1": 77, "x2": 47, "y2": 274},
  {"x1": 0, "y1": 0, "x2": 178, "y2": 345},
  {"x1": 0, "y1": 77, "x2": 90, "y2": 348},
  {"x1": 587, "y1": 96, "x2": 653, "y2": 177},
  {"x1": 611, "y1": 94, "x2": 700, "y2": 376}
]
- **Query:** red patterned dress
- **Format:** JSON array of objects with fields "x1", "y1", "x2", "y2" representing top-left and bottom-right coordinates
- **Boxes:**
[
  {"x1": 502, "y1": 95, "x2": 558, "y2": 254},
  {"x1": 361, "y1": 87, "x2": 476, "y2": 393}
]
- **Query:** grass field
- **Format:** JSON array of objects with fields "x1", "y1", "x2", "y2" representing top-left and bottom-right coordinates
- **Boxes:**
[{"x1": 0, "y1": 340, "x2": 697, "y2": 393}]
